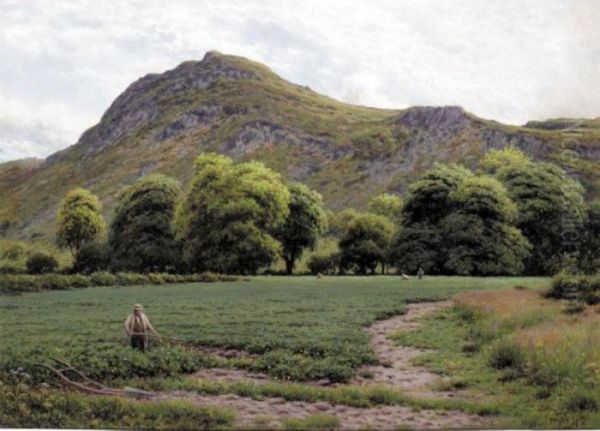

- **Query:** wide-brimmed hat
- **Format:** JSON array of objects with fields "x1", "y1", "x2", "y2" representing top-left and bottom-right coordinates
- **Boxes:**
[{"x1": 133, "y1": 303, "x2": 144, "y2": 310}]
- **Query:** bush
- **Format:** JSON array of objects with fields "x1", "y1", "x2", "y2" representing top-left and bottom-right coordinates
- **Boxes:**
[
  {"x1": 562, "y1": 389, "x2": 599, "y2": 413},
  {"x1": 25, "y1": 253, "x2": 58, "y2": 274},
  {"x1": 550, "y1": 273, "x2": 600, "y2": 305},
  {"x1": 489, "y1": 339, "x2": 526, "y2": 372},
  {"x1": 307, "y1": 252, "x2": 340, "y2": 275},
  {"x1": 72, "y1": 242, "x2": 110, "y2": 274}
]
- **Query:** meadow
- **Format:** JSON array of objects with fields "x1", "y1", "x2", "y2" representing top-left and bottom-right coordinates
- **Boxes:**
[{"x1": 10, "y1": 275, "x2": 598, "y2": 429}]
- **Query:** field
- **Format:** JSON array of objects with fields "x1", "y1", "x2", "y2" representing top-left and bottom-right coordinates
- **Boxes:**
[{"x1": 4, "y1": 275, "x2": 598, "y2": 429}]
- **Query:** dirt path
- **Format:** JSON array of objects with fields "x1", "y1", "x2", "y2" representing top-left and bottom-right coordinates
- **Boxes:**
[
  {"x1": 352, "y1": 301, "x2": 454, "y2": 396},
  {"x1": 154, "y1": 390, "x2": 485, "y2": 430},
  {"x1": 154, "y1": 300, "x2": 488, "y2": 429}
]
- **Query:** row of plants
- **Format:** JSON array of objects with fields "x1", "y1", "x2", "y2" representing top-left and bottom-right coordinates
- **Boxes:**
[{"x1": 0, "y1": 271, "x2": 239, "y2": 294}]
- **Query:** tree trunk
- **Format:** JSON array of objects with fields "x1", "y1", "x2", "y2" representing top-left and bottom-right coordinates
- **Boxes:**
[{"x1": 285, "y1": 257, "x2": 295, "y2": 275}]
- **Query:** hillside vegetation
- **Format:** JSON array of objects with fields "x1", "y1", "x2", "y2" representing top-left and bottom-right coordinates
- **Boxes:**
[{"x1": 1, "y1": 51, "x2": 600, "y2": 241}]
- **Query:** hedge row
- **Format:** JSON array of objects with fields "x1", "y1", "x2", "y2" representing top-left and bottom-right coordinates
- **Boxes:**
[
  {"x1": 550, "y1": 272, "x2": 600, "y2": 305},
  {"x1": 0, "y1": 272, "x2": 240, "y2": 294}
]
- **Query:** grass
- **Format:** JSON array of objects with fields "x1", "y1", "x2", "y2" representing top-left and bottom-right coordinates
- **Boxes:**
[
  {"x1": 0, "y1": 276, "x2": 546, "y2": 384},
  {"x1": 134, "y1": 376, "x2": 498, "y2": 416},
  {"x1": 0, "y1": 383, "x2": 234, "y2": 429},
  {"x1": 392, "y1": 287, "x2": 600, "y2": 428}
]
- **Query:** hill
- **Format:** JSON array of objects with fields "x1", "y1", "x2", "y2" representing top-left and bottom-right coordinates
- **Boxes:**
[{"x1": 1, "y1": 51, "x2": 600, "y2": 240}]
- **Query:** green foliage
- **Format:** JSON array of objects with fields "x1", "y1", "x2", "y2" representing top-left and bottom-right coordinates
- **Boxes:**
[
  {"x1": 326, "y1": 208, "x2": 360, "y2": 237},
  {"x1": 550, "y1": 272, "x2": 600, "y2": 304},
  {"x1": 56, "y1": 188, "x2": 106, "y2": 256},
  {"x1": 25, "y1": 252, "x2": 58, "y2": 275},
  {"x1": 391, "y1": 222, "x2": 441, "y2": 274},
  {"x1": 479, "y1": 146, "x2": 531, "y2": 175},
  {"x1": 307, "y1": 251, "x2": 341, "y2": 275},
  {"x1": 368, "y1": 193, "x2": 403, "y2": 223},
  {"x1": 276, "y1": 182, "x2": 326, "y2": 274},
  {"x1": 579, "y1": 201, "x2": 600, "y2": 273},
  {"x1": 401, "y1": 164, "x2": 473, "y2": 226},
  {"x1": 72, "y1": 242, "x2": 111, "y2": 274},
  {"x1": 176, "y1": 153, "x2": 289, "y2": 274},
  {"x1": 109, "y1": 174, "x2": 181, "y2": 273},
  {"x1": 394, "y1": 166, "x2": 529, "y2": 275},
  {"x1": 440, "y1": 176, "x2": 530, "y2": 275},
  {"x1": 0, "y1": 276, "x2": 545, "y2": 387},
  {"x1": 350, "y1": 125, "x2": 400, "y2": 159},
  {"x1": 0, "y1": 386, "x2": 234, "y2": 429},
  {"x1": 495, "y1": 161, "x2": 586, "y2": 275},
  {"x1": 339, "y1": 213, "x2": 395, "y2": 274},
  {"x1": 391, "y1": 293, "x2": 599, "y2": 428},
  {"x1": 0, "y1": 272, "x2": 238, "y2": 294}
]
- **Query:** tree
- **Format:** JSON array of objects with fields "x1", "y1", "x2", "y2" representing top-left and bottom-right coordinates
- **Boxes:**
[
  {"x1": 579, "y1": 201, "x2": 600, "y2": 274},
  {"x1": 368, "y1": 194, "x2": 403, "y2": 223},
  {"x1": 339, "y1": 213, "x2": 395, "y2": 274},
  {"x1": 73, "y1": 242, "x2": 111, "y2": 274},
  {"x1": 402, "y1": 164, "x2": 473, "y2": 225},
  {"x1": 109, "y1": 174, "x2": 181, "y2": 272},
  {"x1": 391, "y1": 164, "x2": 472, "y2": 274},
  {"x1": 176, "y1": 153, "x2": 289, "y2": 274},
  {"x1": 391, "y1": 222, "x2": 442, "y2": 274},
  {"x1": 276, "y1": 183, "x2": 326, "y2": 274},
  {"x1": 495, "y1": 161, "x2": 586, "y2": 274},
  {"x1": 440, "y1": 176, "x2": 530, "y2": 275},
  {"x1": 57, "y1": 188, "x2": 106, "y2": 256},
  {"x1": 326, "y1": 208, "x2": 360, "y2": 237}
]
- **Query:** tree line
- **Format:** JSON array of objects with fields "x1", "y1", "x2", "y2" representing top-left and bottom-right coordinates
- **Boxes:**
[{"x1": 53, "y1": 149, "x2": 600, "y2": 276}]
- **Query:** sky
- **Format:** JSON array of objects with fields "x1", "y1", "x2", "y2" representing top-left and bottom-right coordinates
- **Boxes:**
[{"x1": 0, "y1": 0, "x2": 599, "y2": 162}]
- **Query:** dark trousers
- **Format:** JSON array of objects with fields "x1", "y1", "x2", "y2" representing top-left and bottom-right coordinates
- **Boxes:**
[{"x1": 131, "y1": 335, "x2": 146, "y2": 352}]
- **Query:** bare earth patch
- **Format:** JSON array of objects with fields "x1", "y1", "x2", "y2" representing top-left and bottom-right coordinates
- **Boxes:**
[
  {"x1": 352, "y1": 301, "x2": 454, "y2": 396},
  {"x1": 154, "y1": 390, "x2": 486, "y2": 430}
]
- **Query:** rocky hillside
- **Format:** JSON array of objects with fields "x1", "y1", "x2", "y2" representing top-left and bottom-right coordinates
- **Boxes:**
[{"x1": 1, "y1": 51, "x2": 600, "y2": 240}]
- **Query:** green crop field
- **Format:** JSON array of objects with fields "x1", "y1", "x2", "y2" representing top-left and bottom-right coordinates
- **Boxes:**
[
  {"x1": 13, "y1": 275, "x2": 600, "y2": 430},
  {"x1": 1, "y1": 276, "x2": 547, "y2": 382}
]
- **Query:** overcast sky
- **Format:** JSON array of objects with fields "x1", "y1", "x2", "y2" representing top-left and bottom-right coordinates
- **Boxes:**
[{"x1": 1, "y1": 0, "x2": 599, "y2": 162}]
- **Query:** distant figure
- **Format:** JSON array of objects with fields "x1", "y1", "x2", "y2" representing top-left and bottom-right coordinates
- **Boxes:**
[
  {"x1": 125, "y1": 304, "x2": 160, "y2": 351},
  {"x1": 317, "y1": 272, "x2": 323, "y2": 279},
  {"x1": 417, "y1": 267, "x2": 424, "y2": 279}
]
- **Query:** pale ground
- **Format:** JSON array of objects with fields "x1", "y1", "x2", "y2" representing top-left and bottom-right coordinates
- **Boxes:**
[{"x1": 151, "y1": 300, "x2": 490, "y2": 429}]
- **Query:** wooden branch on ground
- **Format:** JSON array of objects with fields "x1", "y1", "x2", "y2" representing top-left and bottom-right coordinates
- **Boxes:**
[{"x1": 34, "y1": 360, "x2": 156, "y2": 399}]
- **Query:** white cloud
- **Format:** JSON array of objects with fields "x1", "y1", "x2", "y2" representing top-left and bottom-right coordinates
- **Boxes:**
[{"x1": 0, "y1": 0, "x2": 598, "y2": 162}]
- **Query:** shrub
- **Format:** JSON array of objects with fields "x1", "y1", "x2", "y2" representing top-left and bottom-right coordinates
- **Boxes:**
[
  {"x1": 550, "y1": 273, "x2": 600, "y2": 305},
  {"x1": 72, "y1": 242, "x2": 110, "y2": 274},
  {"x1": 307, "y1": 252, "x2": 340, "y2": 275},
  {"x1": 489, "y1": 339, "x2": 526, "y2": 372},
  {"x1": 26, "y1": 253, "x2": 58, "y2": 274},
  {"x1": 562, "y1": 388, "x2": 599, "y2": 413}
]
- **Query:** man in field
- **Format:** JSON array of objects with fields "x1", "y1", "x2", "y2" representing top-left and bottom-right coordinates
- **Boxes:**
[{"x1": 125, "y1": 304, "x2": 160, "y2": 351}]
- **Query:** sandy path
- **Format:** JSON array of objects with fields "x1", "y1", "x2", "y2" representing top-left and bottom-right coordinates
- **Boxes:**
[
  {"x1": 352, "y1": 301, "x2": 454, "y2": 396},
  {"x1": 154, "y1": 390, "x2": 485, "y2": 430}
]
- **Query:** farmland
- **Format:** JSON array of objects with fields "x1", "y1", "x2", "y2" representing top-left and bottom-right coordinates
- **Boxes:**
[{"x1": 3, "y1": 275, "x2": 599, "y2": 429}]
